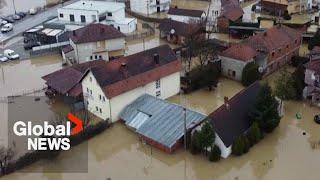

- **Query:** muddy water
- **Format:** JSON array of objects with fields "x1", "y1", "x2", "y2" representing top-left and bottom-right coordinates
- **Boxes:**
[
  {"x1": 0, "y1": 54, "x2": 62, "y2": 97},
  {"x1": 1, "y1": 73, "x2": 319, "y2": 180},
  {"x1": 0, "y1": 0, "x2": 47, "y2": 15}
]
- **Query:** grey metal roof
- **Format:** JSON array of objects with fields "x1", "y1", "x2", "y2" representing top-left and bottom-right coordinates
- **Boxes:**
[{"x1": 120, "y1": 94, "x2": 206, "y2": 149}]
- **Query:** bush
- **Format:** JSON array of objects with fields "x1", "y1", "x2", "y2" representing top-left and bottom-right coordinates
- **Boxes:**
[
  {"x1": 241, "y1": 62, "x2": 262, "y2": 87},
  {"x1": 190, "y1": 131, "x2": 201, "y2": 154},
  {"x1": 291, "y1": 65, "x2": 306, "y2": 100},
  {"x1": 247, "y1": 122, "x2": 263, "y2": 146},
  {"x1": 232, "y1": 135, "x2": 250, "y2": 156},
  {"x1": 197, "y1": 121, "x2": 215, "y2": 153},
  {"x1": 187, "y1": 64, "x2": 220, "y2": 91},
  {"x1": 274, "y1": 68, "x2": 297, "y2": 100},
  {"x1": 308, "y1": 30, "x2": 320, "y2": 50},
  {"x1": 209, "y1": 146, "x2": 221, "y2": 162}
]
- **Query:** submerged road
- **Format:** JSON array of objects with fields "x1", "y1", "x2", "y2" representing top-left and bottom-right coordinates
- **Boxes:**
[{"x1": 0, "y1": 0, "x2": 78, "y2": 45}]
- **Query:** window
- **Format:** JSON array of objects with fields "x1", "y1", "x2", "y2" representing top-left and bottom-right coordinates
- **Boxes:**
[
  {"x1": 89, "y1": 77, "x2": 92, "y2": 82},
  {"x1": 86, "y1": 101, "x2": 89, "y2": 105},
  {"x1": 117, "y1": 26, "x2": 120, "y2": 31},
  {"x1": 107, "y1": 12, "x2": 112, "y2": 16},
  {"x1": 95, "y1": 55, "x2": 98, "y2": 59},
  {"x1": 59, "y1": 13, "x2": 63, "y2": 18},
  {"x1": 96, "y1": 106, "x2": 98, "y2": 112},
  {"x1": 70, "y1": 14, "x2": 75, "y2": 22},
  {"x1": 103, "y1": 96, "x2": 105, "y2": 102},
  {"x1": 272, "y1": 52, "x2": 275, "y2": 57},
  {"x1": 156, "y1": 79, "x2": 160, "y2": 89},
  {"x1": 90, "y1": 56, "x2": 93, "y2": 60},
  {"x1": 99, "y1": 55, "x2": 102, "y2": 59},
  {"x1": 156, "y1": 90, "x2": 161, "y2": 97},
  {"x1": 90, "y1": 90, "x2": 92, "y2": 95},
  {"x1": 99, "y1": 95, "x2": 102, "y2": 100},
  {"x1": 99, "y1": 108, "x2": 102, "y2": 113},
  {"x1": 87, "y1": 88, "x2": 89, "y2": 93},
  {"x1": 80, "y1": 15, "x2": 86, "y2": 23}
]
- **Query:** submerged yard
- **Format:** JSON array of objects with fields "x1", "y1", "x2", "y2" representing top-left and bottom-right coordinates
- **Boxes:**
[{"x1": 1, "y1": 60, "x2": 320, "y2": 179}]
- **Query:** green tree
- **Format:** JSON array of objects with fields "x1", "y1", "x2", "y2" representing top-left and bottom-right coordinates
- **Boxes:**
[
  {"x1": 275, "y1": 68, "x2": 296, "y2": 100},
  {"x1": 250, "y1": 83, "x2": 281, "y2": 133},
  {"x1": 188, "y1": 64, "x2": 220, "y2": 91},
  {"x1": 197, "y1": 121, "x2": 215, "y2": 154},
  {"x1": 232, "y1": 135, "x2": 250, "y2": 156},
  {"x1": 291, "y1": 65, "x2": 306, "y2": 100},
  {"x1": 241, "y1": 62, "x2": 262, "y2": 87},
  {"x1": 247, "y1": 122, "x2": 263, "y2": 146},
  {"x1": 209, "y1": 146, "x2": 221, "y2": 162}
]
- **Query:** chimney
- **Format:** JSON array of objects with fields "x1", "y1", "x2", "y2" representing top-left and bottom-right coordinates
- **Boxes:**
[
  {"x1": 121, "y1": 62, "x2": 126, "y2": 68},
  {"x1": 224, "y1": 96, "x2": 230, "y2": 110},
  {"x1": 154, "y1": 53, "x2": 160, "y2": 65}
]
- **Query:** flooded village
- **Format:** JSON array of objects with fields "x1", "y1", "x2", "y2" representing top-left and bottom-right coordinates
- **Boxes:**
[{"x1": 0, "y1": 0, "x2": 320, "y2": 180}]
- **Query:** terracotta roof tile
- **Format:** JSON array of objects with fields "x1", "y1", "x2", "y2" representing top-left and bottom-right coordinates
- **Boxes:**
[
  {"x1": 159, "y1": 19, "x2": 202, "y2": 37},
  {"x1": 220, "y1": 44, "x2": 257, "y2": 61},
  {"x1": 168, "y1": 7, "x2": 204, "y2": 18}
]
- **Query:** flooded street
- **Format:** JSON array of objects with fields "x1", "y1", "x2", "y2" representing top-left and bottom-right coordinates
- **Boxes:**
[
  {"x1": 0, "y1": 0, "x2": 47, "y2": 15},
  {"x1": 1, "y1": 74, "x2": 320, "y2": 179}
]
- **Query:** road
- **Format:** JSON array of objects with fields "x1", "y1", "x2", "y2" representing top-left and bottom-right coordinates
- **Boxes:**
[{"x1": 0, "y1": 0, "x2": 78, "y2": 45}]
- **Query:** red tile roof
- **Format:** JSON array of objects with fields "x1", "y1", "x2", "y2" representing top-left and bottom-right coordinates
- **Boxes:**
[
  {"x1": 159, "y1": 19, "x2": 202, "y2": 37},
  {"x1": 220, "y1": 44, "x2": 257, "y2": 61},
  {"x1": 84, "y1": 45, "x2": 181, "y2": 98},
  {"x1": 245, "y1": 25, "x2": 301, "y2": 52},
  {"x1": 70, "y1": 23, "x2": 126, "y2": 44},
  {"x1": 221, "y1": 0, "x2": 244, "y2": 21},
  {"x1": 62, "y1": 45, "x2": 74, "y2": 54},
  {"x1": 42, "y1": 60, "x2": 106, "y2": 96}
]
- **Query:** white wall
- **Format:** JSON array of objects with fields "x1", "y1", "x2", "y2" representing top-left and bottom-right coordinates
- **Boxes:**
[
  {"x1": 82, "y1": 71, "x2": 180, "y2": 122},
  {"x1": 214, "y1": 133, "x2": 232, "y2": 158},
  {"x1": 130, "y1": 0, "x2": 171, "y2": 15},
  {"x1": 104, "y1": 18, "x2": 137, "y2": 33},
  {"x1": 58, "y1": 8, "x2": 98, "y2": 23},
  {"x1": 168, "y1": 14, "x2": 204, "y2": 23},
  {"x1": 220, "y1": 55, "x2": 252, "y2": 81}
]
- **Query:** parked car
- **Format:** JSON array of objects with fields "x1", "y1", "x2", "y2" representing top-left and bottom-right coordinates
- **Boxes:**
[
  {"x1": 29, "y1": 8, "x2": 38, "y2": 15},
  {"x1": 314, "y1": 115, "x2": 320, "y2": 124},
  {"x1": 0, "y1": 20, "x2": 8, "y2": 26},
  {"x1": 17, "y1": 12, "x2": 27, "y2": 18},
  {"x1": 24, "y1": 41, "x2": 41, "y2": 50},
  {"x1": 1, "y1": 17, "x2": 14, "y2": 23},
  {"x1": 1, "y1": 23, "x2": 13, "y2": 33},
  {"x1": 4, "y1": 49, "x2": 19, "y2": 60},
  {"x1": 12, "y1": 14, "x2": 21, "y2": 20},
  {"x1": 0, "y1": 54, "x2": 8, "y2": 62}
]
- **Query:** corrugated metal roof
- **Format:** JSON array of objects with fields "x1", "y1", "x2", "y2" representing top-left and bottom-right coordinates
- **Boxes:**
[{"x1": 120, "y1": 94, "x2": 206, "y2": 149}]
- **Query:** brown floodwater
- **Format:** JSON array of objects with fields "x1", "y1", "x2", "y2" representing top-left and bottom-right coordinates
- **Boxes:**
[{"x1": 1, "y1": 72, "x2": 319, "y2": 180}]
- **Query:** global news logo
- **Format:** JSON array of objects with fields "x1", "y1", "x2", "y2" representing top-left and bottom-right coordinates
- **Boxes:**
[{"x1": 12, "y1": 113, "x2": 83, "y2": 151}]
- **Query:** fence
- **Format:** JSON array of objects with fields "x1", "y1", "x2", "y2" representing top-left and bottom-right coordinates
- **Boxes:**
[{"x1": 30, "y1": 41, "x2": 69, "y2": 56}]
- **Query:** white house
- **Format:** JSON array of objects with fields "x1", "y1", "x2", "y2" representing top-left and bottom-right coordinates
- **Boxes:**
[
  {"x1": 80, "y1": 45, "x2": 182, "y2": 122},
  {"x1": 62, "y1": 23, "x2": 126, "y2": 64},
  {"x1": 130, "y1": 0, "x2": 171, "y2": 15},
  {"x1": 167, "y1": 7, "x2": 206, "y2": 23},
  {"x1": 193, "y1": 82, "x2": 262, "y2": 158},
  {"x1": 57, "y1": 0, "x2": 137, "y2": 33}
]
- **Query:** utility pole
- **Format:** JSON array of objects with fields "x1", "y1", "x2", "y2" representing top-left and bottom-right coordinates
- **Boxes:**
[
  {"x1": 183, "y1": 107, "x2": 187, "y2": 150},
  {"x1": 12, "y1": 0, "x2": 17, "y2": 14}
]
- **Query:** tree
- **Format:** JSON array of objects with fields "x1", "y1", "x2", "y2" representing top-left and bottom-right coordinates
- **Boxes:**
[
  {"x1": 241, "y1": 62, "x2": 262, "y2": 86},
  {"x1": 197, "y1": 121, "x2": 215, "y2": 154},
  {"x1": 0, "y1": 147, "x2": 14, "y2": 175},
  {"x1": 275, "y1": 68, "x2": 296, "y2": 100},
  {"x1": 232, "y1": 135, "x2": 250, "y2": 156},
  {"x1": 291, "y1": 65, "x2": 306, "y2": 100},
  {"x1": 247, "y1": 122, "x2": 263, "y2": 146},
  {"x1": 188, "y1": 63, "x2": 220, "y2": 91},
  {"x1": 283, "y1": 10, "x2": 291, "y2": 20},
  {"x1": 250, "y1": 83, "x2": 281, "y2": 133},
  {"x1": 251, "y1": 5, "x2": 256, "y2": 12},
  {"x1": 308, "y1": 30, "x2": 320, "y2": 50},
  {"x1": 209, "y1": 146, "x2": 221, "y2": 162}
]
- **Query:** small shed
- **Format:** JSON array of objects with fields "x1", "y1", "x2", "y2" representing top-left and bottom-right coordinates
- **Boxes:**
[{"x1": 120, "y1": 94, "x2": 206, "y2": 153}]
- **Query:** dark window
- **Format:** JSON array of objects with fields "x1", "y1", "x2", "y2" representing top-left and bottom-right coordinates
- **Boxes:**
[
  {"x1": 90, "y1": 90, "x2": 92, "y2": 95},
  {"x1": 96, "y1": 106, "x2": 98, "y2": 111},
  {"x1": 90, "y1": 56, "x2": 93, "y2": 60},
  {"x1": 272, "y1": 52, "x2": 275, "y2": 57},
  {"x1": 100, "y1": 108, "x2": 102, "y2": 113},
  {"x1": 156, "y1": 91, "x2": 161, "y2": 97},
  {"x1": 80, "y1": 15, "x2": 86, "y2": 23},
  {"x1": 95, "y1": 55, "x2": 98, "y2": 59},
  {"x1": 107, "y1": 12, "x2": 112, "y2": 16},
  {"x1": 99, "y1": 55, "x2": 102, "y2": 59},
  {"x1": 117, "y1": 26, "x2": 120, "y2": 31},
  {"x1": 59, "y1": 13, "x2": 63, "y2": 18},
  {"x1": 103, "y1": 97, "x2": 105, "y2": 102},
  {"x1": 156, "y1": 79, "x2": 160, "y2": 89},
  {"x1": 99, "y1": 95, "x2": 102, "y2": 100},
  {"x1": 70, "y1": 14, "x2": 75, "y2": 22}
]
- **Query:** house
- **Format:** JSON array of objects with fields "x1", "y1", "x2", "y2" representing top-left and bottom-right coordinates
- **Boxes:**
[
  {"x1": 219, "y1": 44, "x2": 266, "y2": 80},
  {"x1": 221, "y1": 25, "x2": 301, "y2": 80},
  {"x1": 193, "y1": 82, "x2": 261, "y2": 158},
  {"x1": 303, "y1": 60, "x2": 320, "y2": 105},
  {"x1": 120, "y1": 94, "x2": 206, "y2": 153},
  {"x1": 80, "y1": 45, "x2": 182, "y2": 122},
  {"x1": 260, "y1": 0, "x2": 312, "y2": 15},
  {"x1": 130, "y1": 0, "x2": 171, "y2": 15},
  {"x1": 159, "y1": 19, "x2": 204, "y2": 44},
  {"x1": 62, "y1": 23, "x2": 126, "y2": 64},
  {"x1": 217, "y1": 0, "x2": 244, "y2": 32},
  {"x1": 167, "y1": 7, "x2": 206, "y2": 23},
  {"x1": 57, "y1": 0, "x2": 137, "y2": 33},
  {"x1": 42, "y1": 60, "x2": 106, "y2": 101}
]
